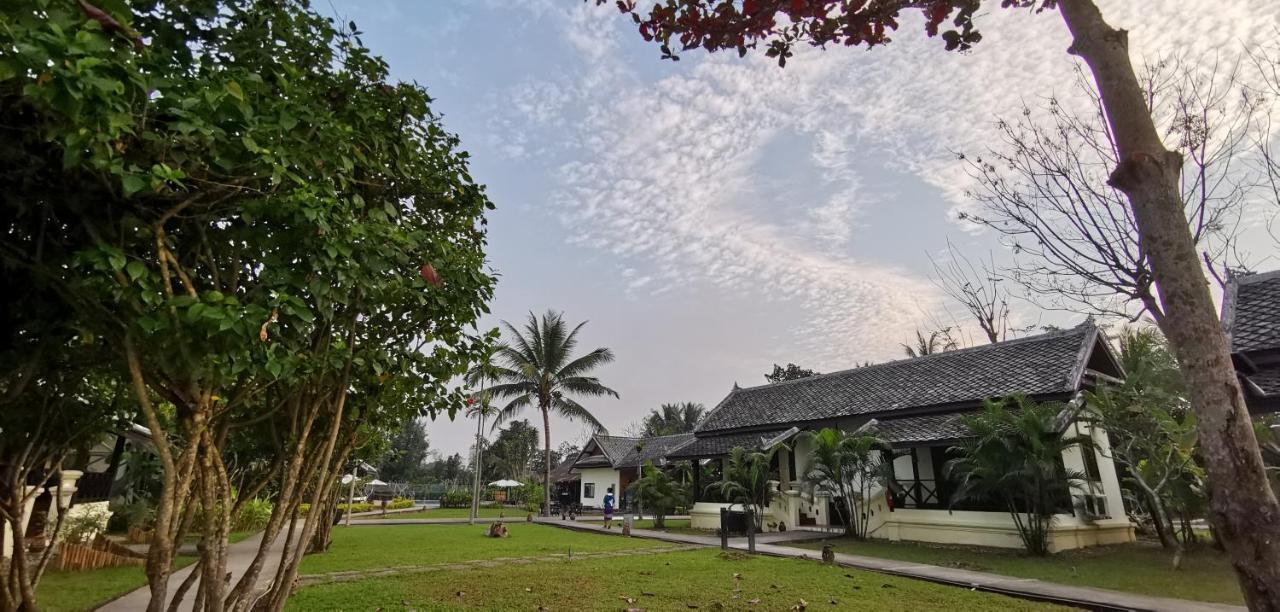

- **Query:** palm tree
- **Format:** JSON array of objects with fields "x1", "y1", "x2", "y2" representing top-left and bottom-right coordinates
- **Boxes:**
[
  {"x1": 945, "y1": 395, "x2": 1091, "y2": 556},
  {"x1": 628, "y1": 462, "x2": 687, "y2": 528},
  {"x1": 799, "y1": 428, "x2": 887, "y2": 539},
  {"x1": 640, "y1": 402, "x2": 706, "y2": 437},
  {"x1": 465, "y1": 345, "x2": 505, "y2": 524},
  {"x1": 901, "y1": 329, "x2": 958, "y2": 358},
  {"x1": 487, "y1": 310, "x2": 620, "y2": 516},
  {"x1": 711, "y1": 446, "x2": 778, "y2": 530}
]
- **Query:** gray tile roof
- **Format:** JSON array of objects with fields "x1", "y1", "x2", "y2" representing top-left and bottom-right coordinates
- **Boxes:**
[
  {"x1": 1245, "y1": 367, "x2": 1280, "y2": 397},
  {"x1": 695, "y1": 324, "x2": 1100, "y2": 434},
  {"x1": 621, "y1": 433, "x2": 696, "y2": 468},
  {"x1": 571, "y1": 433, "x2": 696, "y2": 469},
  {"x1": 866, "y1": 413, "x2": 973, "y2": 445},
  {"x1": 1224, "y1": 270, "x2": 1280, "y2": 354},
  {"x1": 666, "y1": 429, "x2": 791, "y2": 460}
]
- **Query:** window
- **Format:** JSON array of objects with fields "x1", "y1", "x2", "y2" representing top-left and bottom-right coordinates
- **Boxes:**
[
  {"x1": 584, "y1": 483, "x2": 596, "y2": 499},
  {"x1": 1083, "y1": 448, "x2": 1102, "y2": 482}
]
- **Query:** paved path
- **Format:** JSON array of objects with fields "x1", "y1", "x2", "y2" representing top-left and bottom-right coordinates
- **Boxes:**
[
  {"x1": 537, "y1": 518, "x2": 1243, "y2": 612},
  {"x1": 101, "y1": 528, "x2": 294, "y2": 612}
]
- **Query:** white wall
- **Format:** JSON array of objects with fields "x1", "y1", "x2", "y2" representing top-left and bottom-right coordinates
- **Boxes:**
[{"x1": 578, "y1": 467, "x2": 620, "y2": 509}]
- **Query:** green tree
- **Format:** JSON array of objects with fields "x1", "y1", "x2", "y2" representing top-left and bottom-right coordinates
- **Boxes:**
[
  {"x1": 629, "y1": 462, "x2": 688, "y2": 528},
  {"x1": 487, "y1": 310, "x2": 619, "y2": 516},
  {"x1": 1087, "y1": 328, "x2": 1202, "y2": 557},
  {"x1": 378, "y1": 419, "x2": 431, "y2": 483},
  {"x1": 799, "y1": 428, "x2": 886, "y2": 539},
  {"x1": 946, "y1": 396, "x2": 1092, "y2": 556},
  {"x1": 603, "y1": 2, "x2": 1280, "y2": 602},
  {"x1": 639, "y1": 402, "x2": 706, "y2": 437},
  {"x1": 764, "y1": 363, "x2": 819, "y2": 383},
  {"x1": 486, "y1": 420, "x2": 541, "y2": 480},
  {"x1": 711, "y1": 446, "x2": 778, "y2": 531},
  {"x1": 1, "y1": 1, "x2": 495, "y2": 607}
]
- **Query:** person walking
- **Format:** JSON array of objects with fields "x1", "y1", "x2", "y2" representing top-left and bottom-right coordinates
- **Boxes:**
[{"x1": 602, "y1": 486, "x2": 616, "y2": 529}]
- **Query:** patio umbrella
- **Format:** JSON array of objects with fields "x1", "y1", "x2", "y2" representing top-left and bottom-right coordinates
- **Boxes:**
[{"x1": 488, "y1": 479, "x2": 523, "y2": 487}]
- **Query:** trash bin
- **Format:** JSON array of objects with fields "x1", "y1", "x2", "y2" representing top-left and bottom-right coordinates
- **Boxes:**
[{"x1": 719, "y1": 508, "x2": 750, "y2": 536}]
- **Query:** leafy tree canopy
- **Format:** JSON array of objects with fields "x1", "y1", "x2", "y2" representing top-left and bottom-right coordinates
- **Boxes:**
[{"x1": 764, "y1": 363, "x2": 819, "y2": 384}]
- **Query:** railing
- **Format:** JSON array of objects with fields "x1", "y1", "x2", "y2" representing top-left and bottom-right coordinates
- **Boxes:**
[{"x1": 890, "y1": 479, "x2": 943, "y2": 510}]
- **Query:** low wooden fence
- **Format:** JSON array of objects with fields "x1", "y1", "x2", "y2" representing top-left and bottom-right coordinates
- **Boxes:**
[{"x1": 54, "y1": 538, "x2": 144, "y2": 571}]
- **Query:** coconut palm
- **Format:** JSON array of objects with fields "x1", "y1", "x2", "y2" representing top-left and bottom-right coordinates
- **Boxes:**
[
  {"x1": 901, "y1": 329, "x2": 958, "y2": 358},
  {"x1": 639, "y1": 402, "x2": 706, "y2": 437},
  {"x1": 487, "y1": 310, "x2": 619, "y2": 515},
  {"x1": 945, "y1": 395, "x2": 1092, "y2": 556}
]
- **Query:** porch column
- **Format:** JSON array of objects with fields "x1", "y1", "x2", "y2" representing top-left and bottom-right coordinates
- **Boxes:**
[{"x1": 691, "y1": 459, "x2": 701, "y2": 503}]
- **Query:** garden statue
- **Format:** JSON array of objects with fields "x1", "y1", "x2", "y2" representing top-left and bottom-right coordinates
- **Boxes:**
[{"x1": 486, "y1": 522, "x2": 508, "y2": 538}]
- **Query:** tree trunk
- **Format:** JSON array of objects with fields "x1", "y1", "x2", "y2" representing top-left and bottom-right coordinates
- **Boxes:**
[
  {"x1": 470, "y1": 412, "x2": 483, "y2": 525},
  {"x1": 1058, "y1": 1, "x2": 1280, "y2": 607},
  {"x1": 541, "y1": 406, "x2": 552, "y2": 517}
]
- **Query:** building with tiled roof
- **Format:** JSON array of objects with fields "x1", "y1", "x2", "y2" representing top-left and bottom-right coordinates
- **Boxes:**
[
  {"x1": 1222, "y1": 269, "x2": 1280, "y2": 413},
  {"x1": 570, "y1": 432, "x2": 695, "y2": 509},
  {"x1": 671, "y1": 321, "x2": 1134, "y2": 552}
]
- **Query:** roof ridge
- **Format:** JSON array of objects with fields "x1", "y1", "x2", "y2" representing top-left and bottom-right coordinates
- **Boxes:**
[
  {"x1": 1237, "y1": 269, "x2": 1280, "y2": 285},
  {"x1": 733, "y1": 321, "x2": 1094, "y2": 393}
]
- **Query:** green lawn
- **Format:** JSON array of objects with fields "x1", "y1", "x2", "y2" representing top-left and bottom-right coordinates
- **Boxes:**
[
  {"x1": 35, "y1": 531, "x2": 252, "y2": 612},
  {"x1": 36, "y1": 557, "x2": 195, "y2": 612},
  {"x1": 288, "y1": 547, "x2": 1067, "y2": 611},
  {"x1": 369, "y1": 507, "x2": 515, "y2": 519},
  {"x1": 300, "y1": 523, "x2": 672, "y2": 575},
  {"x1": 795, "y1": 537, "x2": 1243, "y2": 605},
  {"x1": 631, "y1": 518, "x2": 716, "y2": 537}
]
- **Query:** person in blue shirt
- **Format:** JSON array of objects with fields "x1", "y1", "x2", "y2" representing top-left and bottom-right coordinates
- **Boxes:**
[{"x1": 602, "y1": 486, "x2": 615, "y2": 529}]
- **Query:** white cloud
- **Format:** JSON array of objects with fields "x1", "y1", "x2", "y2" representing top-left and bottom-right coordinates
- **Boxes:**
[{"x1": 487, "y1": 0, "x2": 1277, "y2": 363}]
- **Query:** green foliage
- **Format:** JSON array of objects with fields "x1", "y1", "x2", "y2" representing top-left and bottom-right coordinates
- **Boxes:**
[
  {"x1": 764, "y1": 364, "x2": 819, "y2": 383},
  {"x1": 629, "y1": 462, "x2": 688, "y2": 528},
  {"x1": 946, "y1": 395, "x2": 1091, "y2": 556},
  {"x1": 387, "y1": 498, "x2": 415, "y2": 511},
  {"x1": 639, "y1": 403, "x2": 706, "y2": 437},
  {"x1": 378, "y1": 419, "x2": 431, "y2": 483},
  {"x1": 440, "y1": 489, "x2": 472, "y2": 509},
  {"x1": 799, "y1": 428, "x2": 886, "y2": 539},
  {"x1": 232, "y1": 498, "x2": 274, "y2": 533},
  {"x1": 1088, "y1": 327, "x2": 1203, "y2": 550},
  {"x1": 486, "y1": 420, "x2": 541, "y2": 479},
  {"x1": 711, "y1": 446, "x2": 777, "y2": 529}
]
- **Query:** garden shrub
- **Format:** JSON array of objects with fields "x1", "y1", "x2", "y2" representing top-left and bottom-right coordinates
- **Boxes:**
[
  {"x1": 440, "y1": 489, "x2": 471, "y2": 508},
  {"x1": 387, "y1": 498, "x2": 414, "y2": 510},
  {"x1": 482, "y1": 501, "x2": 503, "y2": 509},
  {"x1": 232, "y1": 498, "x2": 274, "y2": 532},
  {"x1": 60, "y1": 504, "x2": 113, "y2": 544}
]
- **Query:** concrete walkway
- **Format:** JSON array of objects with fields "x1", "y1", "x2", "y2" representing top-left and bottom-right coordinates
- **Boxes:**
[
  {"x1": 537, "y1": 518, "x2": 1243, "y2": 612},
  {"x1": 100, "y1": 528, "x2": 294, "y2": 612}
]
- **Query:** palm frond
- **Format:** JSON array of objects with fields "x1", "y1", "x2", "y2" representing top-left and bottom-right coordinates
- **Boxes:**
[
  {"x1": 558, "y1": 376, "x2": 620, "y2": 398},
  {"x1": 556, "y1": 346, "x2": 616, "y2": 379},
  {"x1": 490, "y1": 394, "x2": 534, "y2": 431},
  {"x1": 552, "y1": 396, "x2": 606, "y2": 433}
]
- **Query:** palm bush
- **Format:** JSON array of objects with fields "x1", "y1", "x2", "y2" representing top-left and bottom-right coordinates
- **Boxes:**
[
  {"x1": 799, "y1": 428, "x2": 887, "y2": 539},
  {"x1": 711, "y1": 446, "x2": 777, "y2": 530},
  {"x1": 629, "y1": 461, "x2": 688, "y2": 528},
  {"x1": 487, "y1": 310, "x2": 620, "y2": 515},
  {"x1": 945, "y1": 395, "x2": 1091, "y2": 556}
]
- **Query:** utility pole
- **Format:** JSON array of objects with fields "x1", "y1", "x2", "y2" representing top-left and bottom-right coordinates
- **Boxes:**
[{"x1": 469, "y1": 406, "x2": 485, "y2": 525}]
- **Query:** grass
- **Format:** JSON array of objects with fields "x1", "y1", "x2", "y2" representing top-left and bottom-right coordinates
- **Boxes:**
[
  {"x1": 35, "y1": 531, "x2": 253, "y2": 611},
  {"x1": 288, "y1": 547, "x2": 1068, "y2": 611},
  {"x1": 369, "y1": 507, "x2": 516, "y2": 519},
  {"x1": 298, "y1": 523, "x2": 672, "y2": 575},
  {"x1": 630, "y1": 518, "x2": 716, "y2": 537},
  {"x1": 36, "y1": 557, "x2": 195, "y2": 612},
  {"x1": 794, "y1": 537, "x2": 1243, "y2": 605}
]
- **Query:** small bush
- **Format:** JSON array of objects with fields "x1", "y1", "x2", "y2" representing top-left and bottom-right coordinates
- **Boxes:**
[
  {"x1": 482, "y1": 500, "x2": 503, "y2": 509},
  {"x1": 232, "y1": 498, "x2": 274, "y2": 532},
  {"x1": 60, "y1": 505, "x2": 112, "y2": 544},
  {"x1": 387, "y1": 498, "x2": 414, "y2": 510},
  {"x1": 440, "y1": 489, "x2": 471, "y2": 509},
  {"x1": 524, "y1": 501, "x2": 540, "y2": 514},
  {"x1": 299, "y1": 501, "x2": 373, "y2": 517}
]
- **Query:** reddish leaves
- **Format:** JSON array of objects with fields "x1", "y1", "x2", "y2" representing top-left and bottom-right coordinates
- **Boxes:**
[{"x1": 419, "y1": 262, "x2": 444, "y2": 287}]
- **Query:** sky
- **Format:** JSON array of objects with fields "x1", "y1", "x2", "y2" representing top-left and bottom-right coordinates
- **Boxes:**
[{"x1": 339, "y1": 0, "x2": 1280, "y2": 460}]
